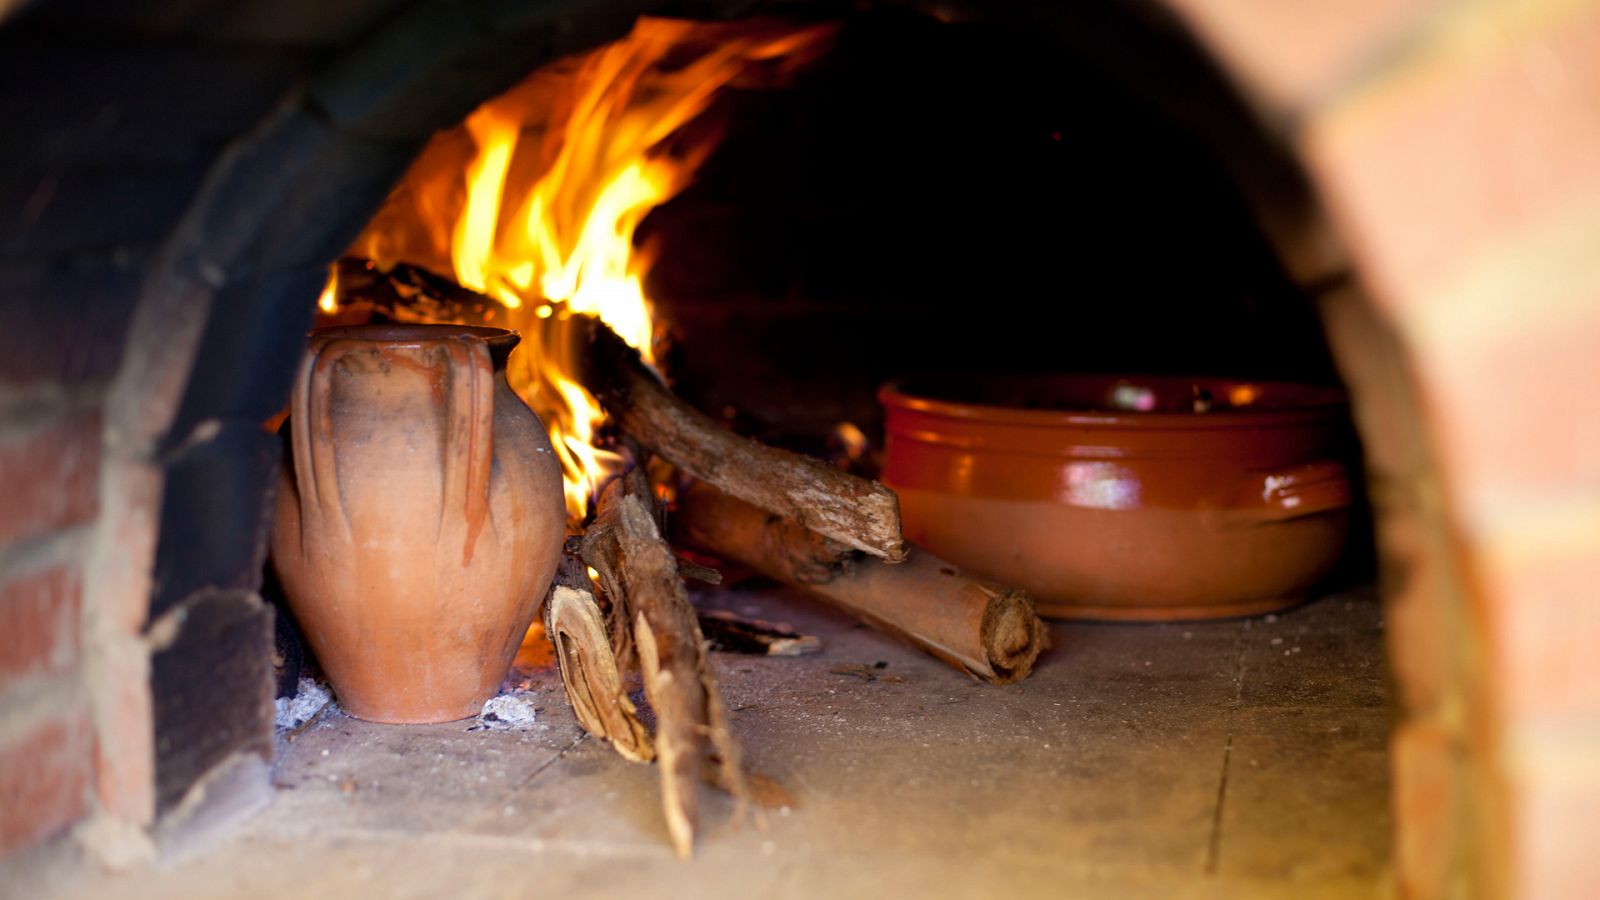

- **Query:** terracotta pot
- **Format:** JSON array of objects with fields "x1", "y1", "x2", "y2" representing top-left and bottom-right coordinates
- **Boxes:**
[
  {"x1": 879, "y1": 375, "x2": 1355, "y2": 621},
  {"x1": 271, "y1": 325, "x2": 565, "y2": 722}
]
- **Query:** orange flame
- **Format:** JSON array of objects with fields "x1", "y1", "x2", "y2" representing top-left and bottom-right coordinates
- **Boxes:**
[
  {"x1": 338, "y1": 17, "x2": 834, "y2": 520},
  {"x1": 316, "y1": 264, "x2": 339, "y2": 313}
]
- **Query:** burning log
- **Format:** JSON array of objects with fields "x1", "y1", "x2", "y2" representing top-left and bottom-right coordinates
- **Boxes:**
[
  {"x1": 328, "y1": 266, "x2": 905, "y2": 560},
  {"x1": 328, "y1": 269, "x2": 906, "y2": 563},
  {"x1": 543, "y1": 540, "x2": 653, "y2": 762},
  {"x1": 327, "y1": 258, "x2": 501, "y2": 325},
  {"x1": 673, "y1": 483, "x2": 1048, "y2": 685},
  {"x1": 581, "y1": 468, "x2": 746, "y2": 857},
  {"x1": 571, "y1": 315, "x2": 907, "y2": 562}
]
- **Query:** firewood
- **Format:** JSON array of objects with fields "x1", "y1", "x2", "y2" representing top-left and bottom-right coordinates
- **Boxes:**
[
  {"x1": 543, "y1": 543, "x2": 653, "y2": 762},
  {"x1": 582, "y1": 468, "x2": 747, "y2": 858},
  {"x1": 329, "y1": 258, "x2": 501, "y2": 325},
  {"x1": 697, "y1": 610, "x2": 821, "y2": 657},
  {"x1": 570, "y1": 314, "x2": 907, "y2": 562},
  {"x1": 676, "y1": 555, "x2": 723, "y2": 585},
  {"x1": 673, "y1": 483, "x2": 1048, "y2": 685},
  {"x1": 326, "y1": 266, "x2": 905, "y2": 562}
]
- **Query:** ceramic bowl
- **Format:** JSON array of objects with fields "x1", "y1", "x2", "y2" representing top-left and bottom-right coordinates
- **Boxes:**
[{"x1": 879, "y1": 375, "x2": 1355, "y2": 621}]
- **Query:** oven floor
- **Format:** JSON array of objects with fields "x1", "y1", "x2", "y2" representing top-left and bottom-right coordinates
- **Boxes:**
[{"x1": 57, "y1": 583, "x2": 1389, "y2": 898}]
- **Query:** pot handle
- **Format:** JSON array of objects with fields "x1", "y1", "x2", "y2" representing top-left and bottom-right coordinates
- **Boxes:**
[
  {"x1": 1249, "y1": 459, "x2": 1353, "y2": 521},
  {"x1": 438, "y1": 337, "x2": 496, "y2": 568},
  {"x1": 291, "y1": 338, "x2": 358, "y2": 542},
  {"x1": 288, "y1": 337, "x2": 496, "y2": 564}
]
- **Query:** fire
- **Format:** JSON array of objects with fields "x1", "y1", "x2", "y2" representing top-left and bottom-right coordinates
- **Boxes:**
[
  {"x1": 335, "y1": 17, "x2": 834, "y2": 520},
  {"x1": 316, "y1": 264, "x2": 339, "y2": 313}
]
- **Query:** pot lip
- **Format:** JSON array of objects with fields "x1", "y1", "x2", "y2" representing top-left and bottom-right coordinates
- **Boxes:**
[
  {"x1": 309, "y1": 323, "x2": 520, "y2": 349},
  {"x1": 880, "y1": 374, "x2": 1347, "y2": 430}
]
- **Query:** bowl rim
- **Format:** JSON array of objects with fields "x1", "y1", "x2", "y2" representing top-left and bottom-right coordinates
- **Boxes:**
[{"x1": 880, "y1": 374, "x2": 1347, "y2": 430}]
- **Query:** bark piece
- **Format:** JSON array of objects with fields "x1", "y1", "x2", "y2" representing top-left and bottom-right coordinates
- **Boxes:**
[
  {"x1": 571, "y1": 315, "x2": 907, "y2": 562},
  {"x1": 544, "y1": 547, "x2": 653, "y2": 763},
  {"x1": 673, "y1": 483, "x2": 1048, "y2": 684},
  {"x1": 582, "y1": 469, "x2": 747, "y2": 857},
  {"x1": 676, "y1": 555, "x2": 723, "y2": 585}
]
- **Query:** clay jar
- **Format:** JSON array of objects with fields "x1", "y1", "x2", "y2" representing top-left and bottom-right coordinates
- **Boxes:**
[
  {"x1": 271, "y1": 325, "x2": 565, "y2": 723},
  {"x1": 880, "y1": 375, "x2": 1355, "y2": 621}
]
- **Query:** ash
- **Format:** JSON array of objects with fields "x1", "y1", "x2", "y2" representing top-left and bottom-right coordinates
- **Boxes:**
[
  {"x1": 470, "y1": 691, "x2": 539, "y2": 731},
  {"x1": 274, "y1": 677, "x2": 334, "y2": 731}
]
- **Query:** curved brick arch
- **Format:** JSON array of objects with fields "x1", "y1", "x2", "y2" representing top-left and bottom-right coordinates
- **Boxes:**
[
  {"x1": 1159, "y1": 1, "x2": 1600, "y2": 896},
  {"x1": 69, "y1": 0, "x2": 1321, "y2": 861}
]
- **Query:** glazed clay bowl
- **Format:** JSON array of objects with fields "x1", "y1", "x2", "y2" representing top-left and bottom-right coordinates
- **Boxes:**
[{"x1": 879, "y1": 375, "x2": 1354, "y2": 621}]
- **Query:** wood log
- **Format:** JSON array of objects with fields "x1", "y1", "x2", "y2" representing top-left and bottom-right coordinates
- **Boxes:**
[
  {"x1": 570, "y1": 314, "x2": 907, "y2": 562},
  {"x1": 676, "y1": 555, "x2": 723, "y2": 585},
  {"x1": 329, "y1": 258, "x2": 502, "y2": 325},
  {"x1": 582, "y1": 468, "x2": 747, "y2": 857},
  {"x1": 579, "y1": 477, "x2": 641, "y2": 669},
  {"x1": 673, "y1": 483, "x2": 1048, "y2": 685},
  {"x1": 325, "y1": 268, "x2": 904, "y2": 562},
  {"x1": 697, "y1": 610, "x2": 821, "y2": 657},
  {"x1": 544, "y1": 542, "x2": 653, "y2": 762}
]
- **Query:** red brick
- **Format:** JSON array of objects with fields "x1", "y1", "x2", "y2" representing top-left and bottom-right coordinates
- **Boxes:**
[
  {"x1": 1317, "y1": 284, "x2": 1431, "y2": 482},
  {"x1": 0, "y1": 564, "x2": 80, "y2": 684},
  {"x1": 94, "y1": 456, "x2": 162, "y2": 635},
  {"x1": 1303, "y1": 2, "x2": 1600, "y2": 315},
  {"x1": 1504, "y1": 750, "x2": 1600, "y2": 899},
  {"x1": 1391, "y1": 718, "x2": 1463, "y2": 899},
  {"x1": 1163, "y1": 0, "x2": 1442, "y2": 111},
  {"x1": 0, "y1": 406, "x2": 102, "y2": 547},
  {"x1": 93, "y1": 650, "x2": 154, "y2": 826},
  {"x1": 1477, "y1": 537, "x2": 1600, "y2": 723},
  {"x1": 1378, "y1": 506, "x2": 1458, "y2": 716},
  {"x1": 1420, "y1": 307, "x2": 1600, "y2": 508},
  {"x1": 82, "y1": 458, "x2": 157, "y2": 827},
  {"x1": 0, "y1": 259, "x2": 140, "y2": 389},
  {"x1": 0, "y1": 708, "x2": 93, "y2": 854}
]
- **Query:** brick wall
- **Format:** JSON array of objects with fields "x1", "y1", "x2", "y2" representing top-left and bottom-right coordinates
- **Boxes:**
[
  {"x1": 0, "y1": 0, "x2": 711, "y2": 866},
  {"x1": 0, "y1": 376, "x2": 106, "y2": 856},
  {"x1": 1167, "y1": 0, "x2": 1600, "y2": 895},
  {"x1": 0, "y1": 0, "x2": 407, "y2": 863},
  {"x1": 0, "y1": 183, "x2": 131, "y2": 858}
]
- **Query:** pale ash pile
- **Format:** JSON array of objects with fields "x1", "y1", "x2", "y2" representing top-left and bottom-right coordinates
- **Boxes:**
[
  {"x1": 274, "y1": 677, "x2": 334, "y2": 731},
  {"x1": 470, "y1": 691, "x2": 539, "y2": 731}
]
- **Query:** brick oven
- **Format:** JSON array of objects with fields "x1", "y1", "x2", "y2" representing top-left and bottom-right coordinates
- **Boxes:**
[{"x1": 1, "y1": 0, "x2": 1596, "y2": 897}]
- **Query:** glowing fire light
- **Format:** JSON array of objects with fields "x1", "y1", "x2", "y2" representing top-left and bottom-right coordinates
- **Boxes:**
[
  {"x1": 316, "y1": 265, "x2": 339, "y2": 313},
  {"x1": 453, "y1": 109, "x2": 521, "y2": 307},
  {"x1": 336, "y1": 17, "x2": 834, "y2": 520}
]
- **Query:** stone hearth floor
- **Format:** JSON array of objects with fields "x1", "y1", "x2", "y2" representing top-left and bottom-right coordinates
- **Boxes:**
[{"x1": 36, "y1": 582, "x2": 1389, "y2": 899}]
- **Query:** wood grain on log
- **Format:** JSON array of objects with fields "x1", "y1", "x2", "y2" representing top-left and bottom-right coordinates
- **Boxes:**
[
  {"x1": 544, "y1": 544, "x2": 653, "y2": 762},
  {"x1": 673, "y1": 483, "x2": 1047, "y2": 684}
]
